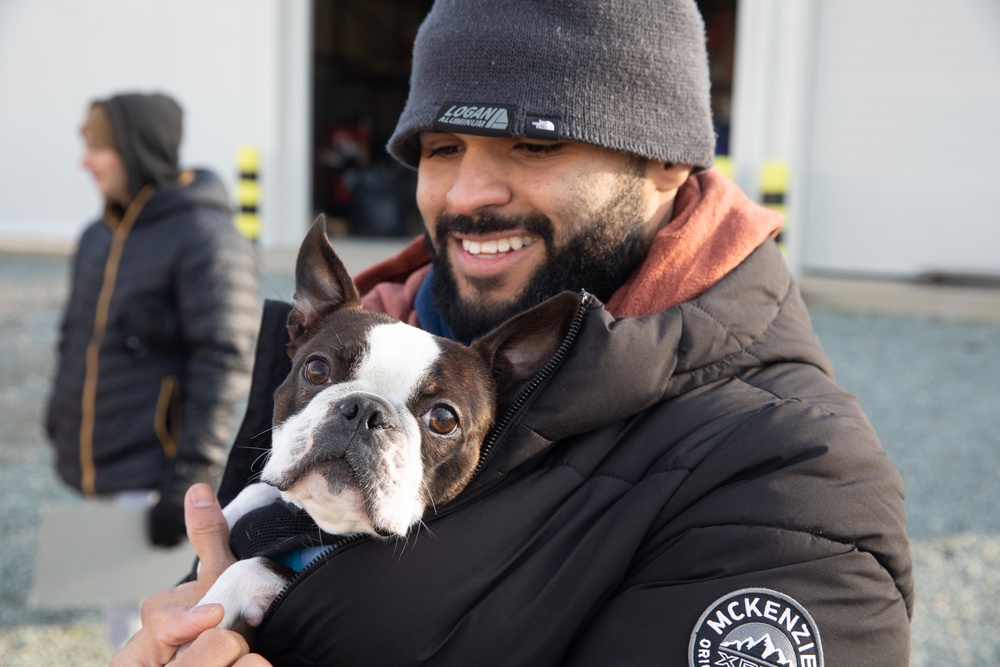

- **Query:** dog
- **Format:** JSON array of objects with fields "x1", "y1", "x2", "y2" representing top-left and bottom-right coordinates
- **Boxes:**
[{"x1": 195, "y1": 219, "x2": 582, "y2": 633}]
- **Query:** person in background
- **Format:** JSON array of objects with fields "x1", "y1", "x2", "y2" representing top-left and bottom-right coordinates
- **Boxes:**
[
  {"x1": 115, "y1": 1, "x2": 913, "y2": 664},
  {"x1": 45, "y1": 92, "x2": 260, "y2": 648}
]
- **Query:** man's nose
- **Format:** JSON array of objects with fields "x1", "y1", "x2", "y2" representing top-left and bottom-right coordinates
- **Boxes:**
[{"x1": 445, "y1": 147, "x2": 512, "y2": 216}]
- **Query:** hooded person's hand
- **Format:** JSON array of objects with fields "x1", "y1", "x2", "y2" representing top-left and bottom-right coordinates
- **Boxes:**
[
  {"x1": 148, "y1": 462, "x2": 219, "y2": 547},
  {"x1": 112, "y1": 484, "x2": 272, "y2": 667}
]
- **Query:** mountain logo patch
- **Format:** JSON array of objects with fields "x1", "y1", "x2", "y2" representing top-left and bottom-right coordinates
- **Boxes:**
[{"x1": 689, "y1": 588, "x2": 823, "y2": 667}]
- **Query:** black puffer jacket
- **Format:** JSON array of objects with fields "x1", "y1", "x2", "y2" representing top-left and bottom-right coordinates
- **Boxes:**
[
  {"x1": 46, "y1": 167, "x2": 260, "y2": 495},
  {"x1": 219, "y1": 239, "x2": 912, "y2": 666}
]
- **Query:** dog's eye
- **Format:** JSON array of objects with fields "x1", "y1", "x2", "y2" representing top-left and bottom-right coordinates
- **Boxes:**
[
  {"x1": 426, "y1": 405, "x2": 459, "y2": 435},
  {"x1": 303, "y1": 359, "x2": 331, "y2": 385}
]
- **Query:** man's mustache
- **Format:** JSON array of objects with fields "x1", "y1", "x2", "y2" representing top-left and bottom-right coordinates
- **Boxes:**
[{"x1": 435, "y1": 212, "x2": 554, "y2": 242}]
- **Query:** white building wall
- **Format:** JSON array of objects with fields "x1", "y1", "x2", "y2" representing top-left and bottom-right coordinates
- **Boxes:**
[
  {"x1": 0, "y1": 0, "x2": 311, "y2": 252},
  {"x1": 802, "y1": 0, "x2": 1000, "y2": 279},
  {"x1": 731, "y1": 0, "x2": 1000, "y2": 280}
]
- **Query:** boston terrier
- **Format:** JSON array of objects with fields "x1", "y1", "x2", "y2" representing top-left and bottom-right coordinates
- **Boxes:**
[{"x1": 195, "y1": 219, "x2": 581, "y2": 633}]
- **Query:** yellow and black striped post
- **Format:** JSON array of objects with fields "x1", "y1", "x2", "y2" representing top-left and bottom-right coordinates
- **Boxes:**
[
  {"x1": 235, "y1": 146, "x2": 261, "y2": 242},
  {"x1": 760, "y1": 160, "x2": 789, "y2": 256},
  {"x1": 713, "y1": 154, "x2": 734, "y2": 181}
]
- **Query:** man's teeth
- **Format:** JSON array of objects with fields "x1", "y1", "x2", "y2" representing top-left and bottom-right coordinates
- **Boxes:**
[{"x1": 462, "y1": 236, "x2": 536, "y2": 255}]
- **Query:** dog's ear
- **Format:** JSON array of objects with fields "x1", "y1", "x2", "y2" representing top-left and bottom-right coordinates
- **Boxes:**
[
  {"x1": 287, "y1": 216, "x2": 362, "y2": 350},
  {"x1": 472, "y1": 291, "x2": 582, "y2": 412}
]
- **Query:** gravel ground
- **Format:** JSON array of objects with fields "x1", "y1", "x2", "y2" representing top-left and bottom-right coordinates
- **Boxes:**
[{"x1": 1, "y1": 249, "x2": 998, "y2": 665}]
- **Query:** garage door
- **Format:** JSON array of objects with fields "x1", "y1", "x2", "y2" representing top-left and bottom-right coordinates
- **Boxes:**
[{"x1": 803, "y1": 0, "x2": 1000, "y2": 279}]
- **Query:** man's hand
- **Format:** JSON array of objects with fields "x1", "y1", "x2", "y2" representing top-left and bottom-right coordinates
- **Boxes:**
[{"x1": 111, "y1": 483, "x2": 273, "y2": 666}]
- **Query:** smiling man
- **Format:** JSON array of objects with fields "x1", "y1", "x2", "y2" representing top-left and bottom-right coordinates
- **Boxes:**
[
  {"x1": 115, "y1": 1, "x2": 912, "y2": 665},
  {"x1": 416, "y1": 134, "x2": 690, "y2": 342}
]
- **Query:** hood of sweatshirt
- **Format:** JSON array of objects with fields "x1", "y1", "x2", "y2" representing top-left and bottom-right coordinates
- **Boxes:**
[{"x1": 97, "y1": 93, "x2": 183, "y2": 199}]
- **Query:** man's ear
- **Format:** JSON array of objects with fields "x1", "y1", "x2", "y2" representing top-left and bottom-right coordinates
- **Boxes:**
[
  {"x1": 647, "y1": 162, "x2": 694, "y2": 193},
  {"x1": 472, "y1": 291, "x2": 583, "y2": 413},
  {"x1": 286, "y1": 216, "x2": 361, "y2": 351}
]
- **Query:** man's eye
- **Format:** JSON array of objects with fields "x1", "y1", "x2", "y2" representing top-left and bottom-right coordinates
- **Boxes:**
[
  {"x1": 425, "y1": 405, "x2": 459, "y2": 435},
  {"x1": 426, "y1": 144, "x2": 460, "y2": 158},
  {"x1": 303, "y1": 359, "x2": 331, "y2": 385},
  {"x1": 516, "y1": 142, "x2": 563, "y2": 156}
]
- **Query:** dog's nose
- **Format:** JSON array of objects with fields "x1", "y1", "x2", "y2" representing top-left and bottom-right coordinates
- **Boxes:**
[{"x1": 339, "y1": 397, "x2": 391, "y2": 431}]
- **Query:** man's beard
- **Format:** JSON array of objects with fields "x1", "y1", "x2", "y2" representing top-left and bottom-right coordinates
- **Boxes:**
[{"x1": 428, "y1": 171, "x2": 652, "y2": 343}]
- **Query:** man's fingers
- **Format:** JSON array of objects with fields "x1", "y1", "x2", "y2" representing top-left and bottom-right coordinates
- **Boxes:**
[
  {"x1": 155, "y1": 603, "x2": 227, "y2": 646},
  {"x1": 169, "y1": 626, "x2": 255, "y2": 667},
  {"x1": 111, "y1": 603, "x2": 225, "y2": 666},
  {"x1": 185, "y1": 483, "x2": 236, "y2": 584},
  {"x1": 113, "y1": 487, "x2": 242, "y2": 666}
]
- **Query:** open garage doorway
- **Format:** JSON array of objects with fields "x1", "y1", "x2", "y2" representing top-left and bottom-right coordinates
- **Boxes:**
[
  {"x1": 312, "y1": 0, "x2": 433, "y2": 238},
  {"x1": 697, "y1": 0, "x2": 737, "y2": 157}
]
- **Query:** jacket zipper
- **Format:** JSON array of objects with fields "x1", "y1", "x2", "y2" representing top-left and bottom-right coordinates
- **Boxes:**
[
  {"x1": 259, "y1": 290, "x2": 591, "y2": 626},
  {"x1": 471, "y1": 290, "x2": 592, "y2": 481},
  {"x1": 78, "y1": 185, "x2": 155, "y2": 496},
  {"x1": 261, "y1": 533, "x2": 368, "y2": 626}
]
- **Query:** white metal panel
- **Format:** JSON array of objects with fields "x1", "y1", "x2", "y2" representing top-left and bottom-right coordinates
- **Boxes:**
[
  {"x1": 0, "y1": 0, "x2": 309, "y2": 251},
  {"x1": 803, "y1": 0, "x2": 1000, "y2": 278},
  {"x1": 730, "y1": 0, "x2": 819, "y2": 278}
]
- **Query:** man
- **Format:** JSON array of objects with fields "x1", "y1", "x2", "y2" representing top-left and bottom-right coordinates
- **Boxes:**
[
  {"x1": 115, "y1": 1, "x2": 912, "y2": 664},
  {"x1": 45, "y1": 92, "x2": 260, "y2": 646}
]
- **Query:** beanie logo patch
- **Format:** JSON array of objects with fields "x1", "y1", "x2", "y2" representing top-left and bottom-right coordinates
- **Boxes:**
[
  {"x1": 434, "y1": 103, "x2": 513, "y2": 136},
  {"x1": 525, "y1": 116, "x2": 560, "y2": 140}
]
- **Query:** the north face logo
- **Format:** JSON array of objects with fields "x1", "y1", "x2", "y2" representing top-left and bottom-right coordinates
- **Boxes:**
[
  {"x1": 525, "y1": 115, "x2": 559, "y2": 139},
  {"x1": 434, "y1": 103, "x2": 513, "y2": 136}
]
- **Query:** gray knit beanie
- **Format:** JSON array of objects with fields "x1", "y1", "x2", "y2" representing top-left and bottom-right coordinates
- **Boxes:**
[{"x1": 387, "y1": 0, "x2": 715, "y2": 170}]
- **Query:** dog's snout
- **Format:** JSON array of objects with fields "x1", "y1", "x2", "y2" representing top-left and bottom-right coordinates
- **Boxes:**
[{"x1": 338, "y1": 397, "x2": 392, "y2": 431}]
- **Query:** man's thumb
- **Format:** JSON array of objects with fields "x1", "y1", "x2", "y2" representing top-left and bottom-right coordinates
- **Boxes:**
[{"x1": 184, "y1": 483, "x2": 236, "y2": 585}]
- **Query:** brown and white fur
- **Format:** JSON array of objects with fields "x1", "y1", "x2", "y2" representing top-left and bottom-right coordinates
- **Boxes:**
[{"x1": 196, "y1": 219, "x2": 581, "y2": 632}]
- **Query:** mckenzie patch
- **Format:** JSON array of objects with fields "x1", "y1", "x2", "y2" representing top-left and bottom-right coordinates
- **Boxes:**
[{"x1": 688, "y1": 588, "x2": 823, "y2": 667}]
